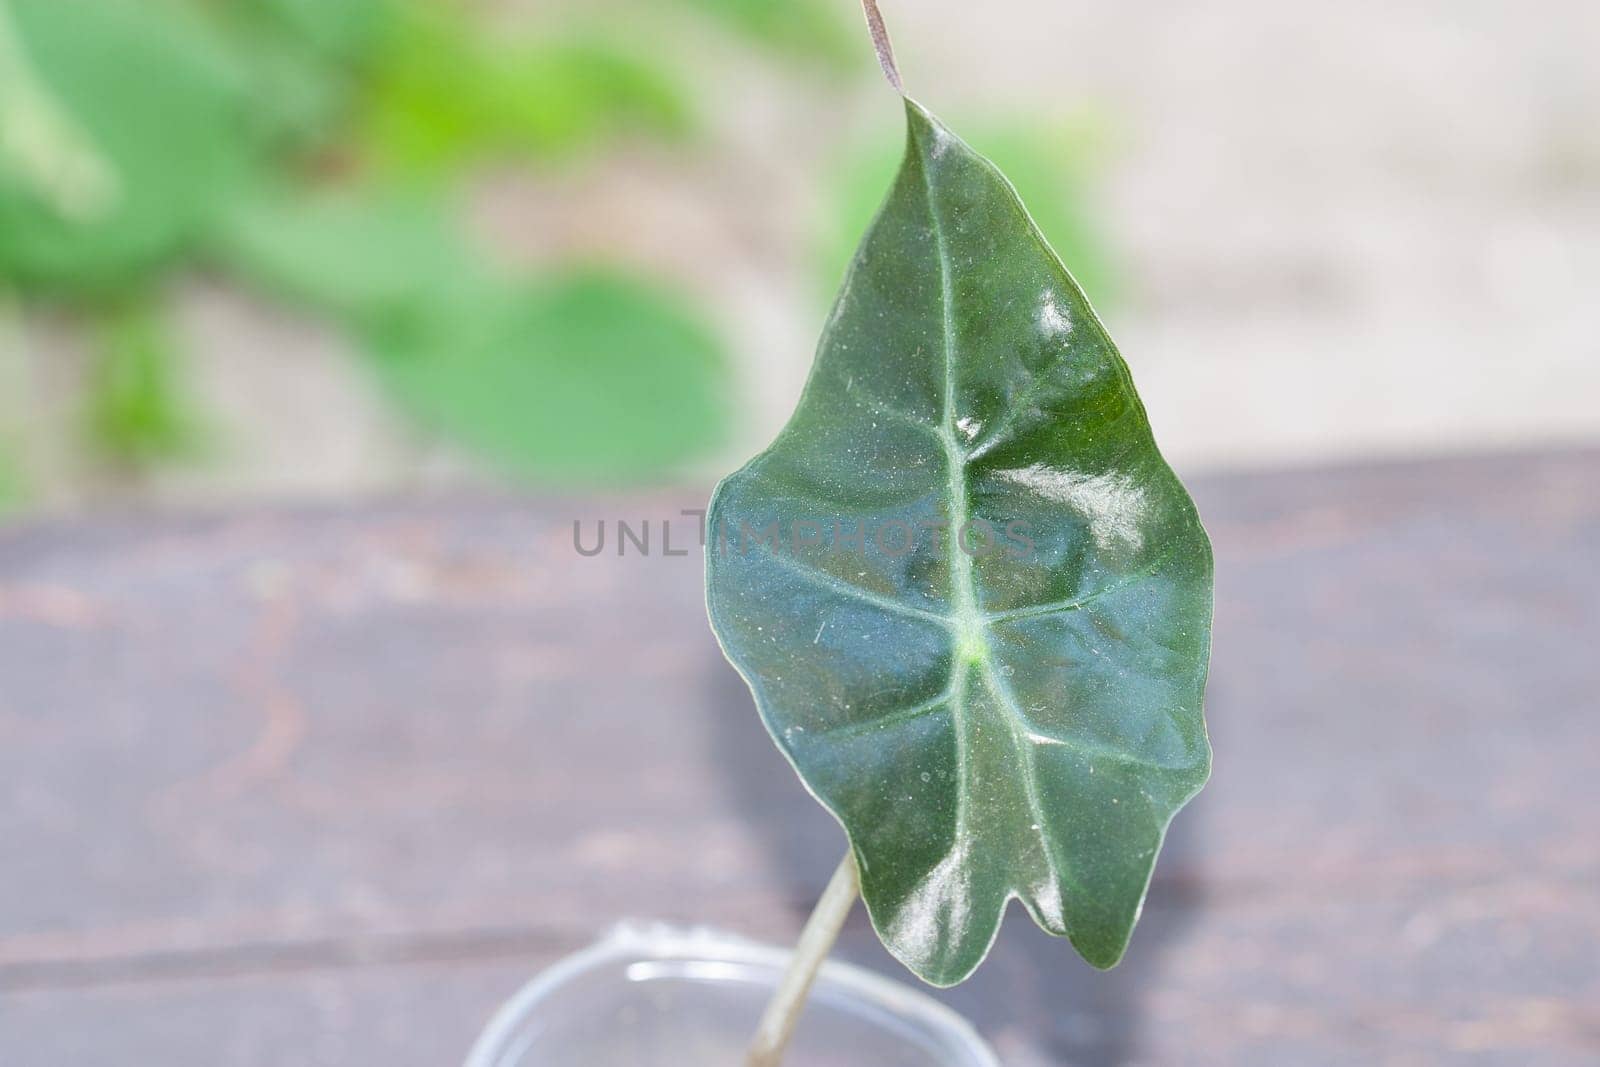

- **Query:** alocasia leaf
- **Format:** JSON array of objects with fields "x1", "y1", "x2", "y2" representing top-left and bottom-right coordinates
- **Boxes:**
[
  {"x1": 819, "y1": 116, "x2": 1118, "y2": 312},
  {"x1": 706, "y1": 99, "x2": 1212, "y2": 986}
]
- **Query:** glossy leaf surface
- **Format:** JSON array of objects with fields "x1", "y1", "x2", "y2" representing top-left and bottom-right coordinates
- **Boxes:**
[{"x1": 707, "y1": 100, "x2": 1212, "y2": 986}]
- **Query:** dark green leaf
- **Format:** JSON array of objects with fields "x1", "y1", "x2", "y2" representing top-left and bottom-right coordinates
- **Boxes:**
[
  {"x1": 706, "y1": 100, "x2": 1212, "y2": 986},
  {"x1": 0, "y1": 0, "x2": 251, "y2": 291},
  {"x1": 369, "y1": 271, "x2": 729, "y2": 483}
]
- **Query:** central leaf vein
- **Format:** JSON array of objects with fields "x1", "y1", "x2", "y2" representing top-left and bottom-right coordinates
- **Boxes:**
[{"x1": 919, "y1": 138, "x2": 1062, "y2": 894}]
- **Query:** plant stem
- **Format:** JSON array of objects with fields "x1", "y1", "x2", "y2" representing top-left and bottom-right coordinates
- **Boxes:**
[
  {"x1": 858, "y1": 0, "x2": 903, "y2": 94},
  {"x1": 745, "y1": 850, "x2": 860, "y2": 1067}
]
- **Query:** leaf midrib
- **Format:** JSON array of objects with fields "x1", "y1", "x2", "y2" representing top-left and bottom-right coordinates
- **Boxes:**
[{"x1": 919, "y1": 128, "x2": 1064, "y2": 902}]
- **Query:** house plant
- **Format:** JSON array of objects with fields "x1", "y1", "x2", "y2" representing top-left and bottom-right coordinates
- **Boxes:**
[{"x1": 473, "y1": 2, "x2": 1212, "y2": 1063}]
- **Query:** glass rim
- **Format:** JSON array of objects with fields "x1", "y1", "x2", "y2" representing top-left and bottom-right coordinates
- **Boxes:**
[{"x1": 464, "y1": 921, "x2": 1000, "y2": 1067}]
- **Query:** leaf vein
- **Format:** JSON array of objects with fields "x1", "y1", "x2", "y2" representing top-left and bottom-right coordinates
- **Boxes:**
[
  {"x1": 917, "y1": 119, "x2": 979, "y2": 869},
  {"x1": 977, "y1": 653, "x2": 1069, "y2": 909},
  {"x1": 984, "y1": 546, "x2": 1182, "y2": 624},
  {"x1": 757, "y1": 549, "x2": 949, "y2": 627},
  {"x1": 812, "y1": 686, "x2": 954, "y2": 740}
]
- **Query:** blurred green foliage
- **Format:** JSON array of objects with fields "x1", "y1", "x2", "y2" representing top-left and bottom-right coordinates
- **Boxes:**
[
  {"x1": 359, "y1": 6, "x2": 695, "y2": 175},
  {"x1": 0, "y1": 0, "x2": 250, "y2": 291},
  {"x1": 0, "y1": 0, "x2": 1110, "y2": 498},
  {"x1": 0, "y1": 447, "x2": 22, "y2": 511},
  {"x1": 0, "y1": 290, "x2": 20, "y2": 510},
  {"x1": 225, "y1": 0, "x2": 391, "y2": 151},
  {"x1": 85, "y1": 297, "x2": 203, "y2": 465},
  {"x1": 675, "y1": 0, "x2": 857, "y2": 67},
  {"x1": 239, "y1": 0, "x2": 390, "y2": 63},
  {"x1": 0, "y1": 0, "x2": 743, "y2": 484},
  {"x1": 209, "y1": 185, "x2": 488, "y2": 327},
  {"x1": 372, "y1": 271, "x2": 728, "y2": 482},
  {"x1": 212, "y1": 190, "x2": 725, "y2": 482}
]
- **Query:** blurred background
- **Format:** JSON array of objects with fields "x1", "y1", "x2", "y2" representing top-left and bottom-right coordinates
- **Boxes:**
[{"x1": 2, "y1": 0, "x2": 1594, "y2": 516}]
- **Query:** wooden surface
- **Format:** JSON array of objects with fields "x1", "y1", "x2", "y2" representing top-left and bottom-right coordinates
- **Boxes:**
[{"x1": 0, "y1": 449, "x2": 1596, "y2": 1066}]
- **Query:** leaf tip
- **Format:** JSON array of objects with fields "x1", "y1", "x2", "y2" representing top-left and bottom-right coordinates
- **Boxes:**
[{"x1": 900, "y1": 96, "x2": 957, "y2": 162}]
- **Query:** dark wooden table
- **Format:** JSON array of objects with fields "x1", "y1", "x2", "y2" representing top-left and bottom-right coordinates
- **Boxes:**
[{"x1": 1, "y1": 449, "x2": 1596, "y2": 1066}]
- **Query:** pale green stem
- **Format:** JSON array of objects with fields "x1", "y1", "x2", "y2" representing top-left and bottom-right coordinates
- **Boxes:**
[
  {"x1": 744, "y1": 6, "x2": 903, "y2": 1063},
  {"x1": 745, "y1": 851, "x2": 860, "y2": 1067}
]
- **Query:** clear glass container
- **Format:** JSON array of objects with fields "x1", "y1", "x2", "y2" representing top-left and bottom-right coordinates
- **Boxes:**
[{"x1": 465, "y1": 923, "x2": 1000, "y2": 1067}]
